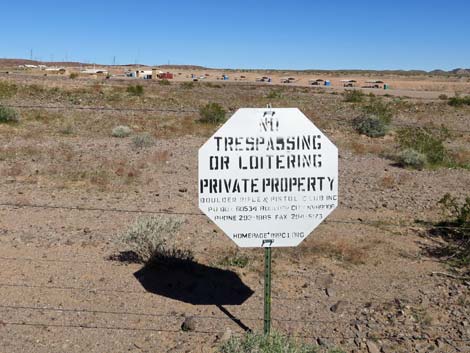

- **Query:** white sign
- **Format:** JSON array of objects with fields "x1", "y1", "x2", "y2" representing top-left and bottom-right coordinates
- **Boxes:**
[{"x1": 198, "y1": 108, "x2": 338, "y2": 247}]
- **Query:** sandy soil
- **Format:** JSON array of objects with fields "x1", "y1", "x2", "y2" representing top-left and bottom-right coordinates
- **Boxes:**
[{"x1": 0, "y1": 74, "x2": 469, "y2": 353}]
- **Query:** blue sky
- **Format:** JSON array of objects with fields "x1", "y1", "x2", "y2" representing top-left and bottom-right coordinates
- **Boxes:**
[{"x1": 1, "y1": 0, "x2": 469, "y2": 70}]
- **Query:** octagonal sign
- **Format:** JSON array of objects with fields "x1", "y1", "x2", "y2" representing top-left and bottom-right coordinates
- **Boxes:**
[{"x1": 199, "y1": 108, "x2": 338, "y2": 247}]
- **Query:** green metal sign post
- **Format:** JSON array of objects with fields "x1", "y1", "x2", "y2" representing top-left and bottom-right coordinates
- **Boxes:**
[{"x1": 263, "y1": 247, "x2": 272, "y2": 335}]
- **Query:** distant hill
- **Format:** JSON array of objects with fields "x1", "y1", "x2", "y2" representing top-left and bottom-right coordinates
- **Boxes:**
[
  {"x1": 0, "y1": 58, "x2": 468, "y2": 76},
  {"x1": 157, "y1": 64, "x2": 208, "y2": 70},
  {"x1": 0, "y1": 58, "x2": 89, "y2": 67},
  {"x1": 450, "y1": 68, "x2": 470, "y2": 75}
]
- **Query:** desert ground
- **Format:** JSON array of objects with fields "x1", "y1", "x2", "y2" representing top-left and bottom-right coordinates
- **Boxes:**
[{"x1": 0, "y1": 67, "x2": 469, "y2": 353}]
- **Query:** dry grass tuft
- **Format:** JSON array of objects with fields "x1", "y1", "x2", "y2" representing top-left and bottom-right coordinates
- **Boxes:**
[
  {"x1": 379, "y1": 175, "x2": 396, "y2": 189},
  {"x1": 289, "y1": 238, "x2": 370, "y2": 265}
]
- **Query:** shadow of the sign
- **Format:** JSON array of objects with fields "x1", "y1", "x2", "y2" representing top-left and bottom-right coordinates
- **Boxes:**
[{"x1": 130, "y1": 255, "x2": 254, "y2": 331}]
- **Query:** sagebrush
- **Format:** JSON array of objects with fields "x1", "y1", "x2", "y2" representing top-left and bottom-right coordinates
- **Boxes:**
[
  {"x1": 127, "y1": 84, "x2": 144, "y2": 96},
  {"x1": 199, "y1": 102, "x2": 226, "y2": 124},
  {"x1": 132, "y1": 133, "x2": 155, "y2": 148},
  {"x1": 120, "y1": 216, "x2": 192, "y2": 266},
  {"x1": 397, "y1": 148, "x2": 427, "y2": 170},
  {"x1": 353, "y1": 115, "x2": 388, "y2": 137},
  {"x1": 112, "y1": 125, "x2": 132, "y2": 138},
  {"x1": 0, "y1": 105, "x2": 20, "y2": 124}
]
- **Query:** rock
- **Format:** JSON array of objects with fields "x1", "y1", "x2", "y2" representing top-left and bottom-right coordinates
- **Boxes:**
[
  {"x1": 366, "y1": 340, "x2": 380, "y2": 353},
  {"x1": 181, "y1": 317, "x2": 196, "y2": 332},
  {"x1": 380, "y1": 343, "x2": 394, "y2": 353},
  {"x1": 435, "y1": 338, "x2": 445, "y2": 349},
  {"x1": 316, "y1": 338, "x2": 331, "y2": 347},
  {"x1": 325, "y1": 287, "x2": 336, "y2": 297},
  {"x1": 330, "y1": 300, "x2": 348, "y2": 314}
]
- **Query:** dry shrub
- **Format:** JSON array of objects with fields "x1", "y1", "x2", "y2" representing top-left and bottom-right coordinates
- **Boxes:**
[
  {"x1": 199, "y1": 102, "x2": 226, "y2": 124},
  {"x1": 127, "y1": 84, "x2": 144, "y2": 96},
  {"x1": 58, "y1": 122, "x2": 74, "y2": 135},
  {"x1": 0, "y1": 81, "x2": 18, "y2": 98},
  {"x1": 32, "y1": 110, "x2": 63, "y2": 123},
  {"x1": 302, "y1": 239, "x2": 367, "y2": 265},
  {"x1": 397, "y1": 148, "x2": 427, "y2": 170},
  {"x1": 132, "y1": 133, "x2": 155, "y2": 148},
  {"x1": 349, "y1": 141, "x2": 367, "y2": 154},
  {"x1": 433, "y1": 194, "x2": 470, "y2": 267},
  {"x1": 91, "y1": 83, "x2": 103, "y2": 93},
  {"x1": 3, "y1": 163, "x2": 24, "y2": 177},
  {"x1": 448, "y1": 96, "x2": 470, "y2": 107},
  {"x1": 150, "y1": 150, "x2": 170, "y2": 164},
  {"x1": 86, "y1": 170, "x2": 111, "y2": 187},
  {"x1": 218, "y1": 250, "x2": 250, "y2": 268},
  {"x1": 327, "y1": 240, "x2": 367, "y2": 265},
  {"x1": 379, "y1": 175, "x2": 396, "y2": 189},
  {"x1": 450, "y1": 148, "x2": 470, "y2": 168},
  {"x1": 119, "y1": 216, "x2": 191, "y2": 266},
  {"x1": 353, "y1": 116, "x2": 388, "y2": 137},
  {"x1": 126, "y1": 167, "x2": 140, "y2": 178},
  {"x1": 343, "y1": 89, "x2": 365, "y2": 103},
  {"x1": 112, "y1": 125, "x2": 132, "y2": 138},
  {"x1": 396, "y1": 126, "x2": 449, "y2": 166},
  {"x1": 0, "y1": 105, "x2": 20, "y2": 124},
  {"x1": 349, "y1": 140, "x2": 386, "y2": 155},
  {"x1": 0, "y1": 145, "x2": 43, "y2": 161},
  {"x1": 111, "y1": 159, "x2": 142, "y2": 181},
  {"x1": 219, "y1": 332, "x2": 319, "y2": 353},
  {"x1": 395, "y1": 172, "x2": 412, "y2": 185}
]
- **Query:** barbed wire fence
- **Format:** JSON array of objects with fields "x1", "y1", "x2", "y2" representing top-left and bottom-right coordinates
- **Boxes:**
[
  {"x1": 1, "y1": 200, "x2": 469, "y2": 345},
  {"x1": 1, "y1": 103, "x2": 469, "y2": 350},
  {"x1": 2, "y1": 103, "x2": 470, "y2": 134}
]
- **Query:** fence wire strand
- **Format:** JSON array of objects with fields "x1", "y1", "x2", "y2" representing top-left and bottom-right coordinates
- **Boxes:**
[
  {"x1": 1, "y1": 201, "x2": 469, "y2": 230},
  {"x1": 3, "y1": 103, "x2": 470, "y2": 134}
]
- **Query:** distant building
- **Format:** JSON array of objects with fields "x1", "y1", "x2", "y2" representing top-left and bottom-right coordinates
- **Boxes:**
[
  {"x1": 364, "y1": 80, "x2": 385, "y2": 89},
  {"x1": 81, "y1": 68, "x2": 108, "y2": 75},
  {"x1": 341, "y1": 79, "x2": 357, "y2": 87},
  {"x1": 125, "y1": 69, "x2": 173, "y2": 80},
  {"x1": 309, "y1": 79, "x2": 325, "y2": 86},
  {"x1": 157, "y1": 71, "x2": 174, "y2": 79},
  {"x1": 281, "y1": 77, "x2": 296, "y2": 84}
]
